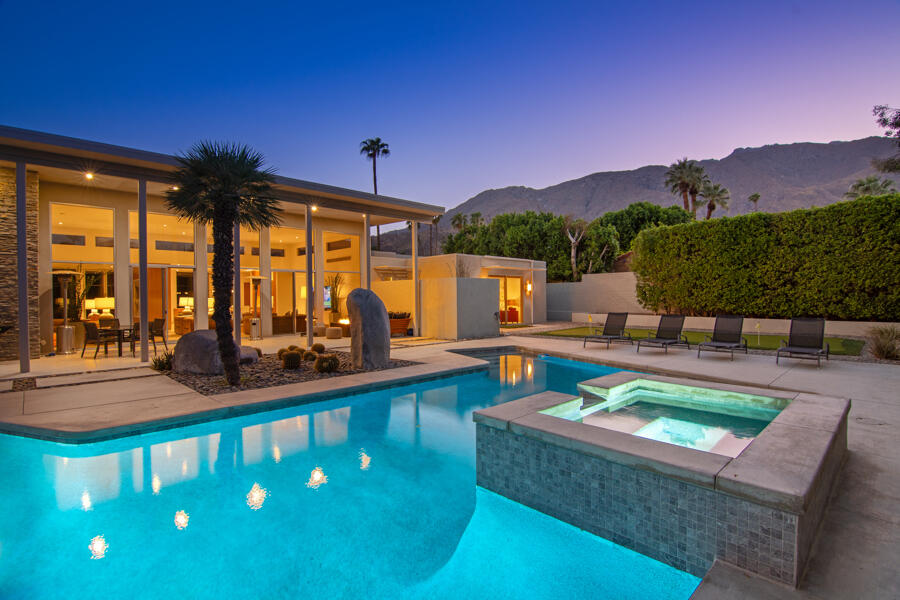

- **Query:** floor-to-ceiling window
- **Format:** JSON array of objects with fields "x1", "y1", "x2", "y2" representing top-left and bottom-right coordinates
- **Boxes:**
[
  {"x1": 489, "y1": 275, "x2": 522, "y2": 324},
  {"x1": 323, "y1": 231, "x2": 361, "y2": 323},
  {"x1": 270, "y1": 225, "x2": 311, "y2": 334}
]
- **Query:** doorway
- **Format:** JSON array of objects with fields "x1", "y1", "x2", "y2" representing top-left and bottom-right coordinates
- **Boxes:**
[{"x1": 490, "y1": 276, "x2": 522, "y2": 324}]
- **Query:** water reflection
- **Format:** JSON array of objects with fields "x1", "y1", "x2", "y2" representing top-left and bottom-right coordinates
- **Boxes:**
[
  {"x1": 81, "y1": 490, "x2": 92, "y2": 511},
  {"x1": 359, "y1": 449, "x2": 371, "y2": 471}
]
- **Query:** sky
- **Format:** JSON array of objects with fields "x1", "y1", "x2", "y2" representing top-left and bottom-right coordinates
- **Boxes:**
[{"x1": 2, "y1": 0, "x2": 898, "y2": 226}]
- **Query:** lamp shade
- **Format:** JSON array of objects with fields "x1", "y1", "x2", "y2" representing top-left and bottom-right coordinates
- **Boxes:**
[
  {"x1": 95, "y1": 297, "x2": 115, "y2": 310},
  {"x1": 84, "y1": 299, "x2": 96, "y2": 310},
  {"x1": 178, "y1": 296, "x2": 194, "y2": 308}
]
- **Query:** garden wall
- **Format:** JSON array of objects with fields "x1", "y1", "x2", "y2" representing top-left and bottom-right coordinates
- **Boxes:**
[{"x1": 547, "y1": 272, "x2": 648, "y2": 321}]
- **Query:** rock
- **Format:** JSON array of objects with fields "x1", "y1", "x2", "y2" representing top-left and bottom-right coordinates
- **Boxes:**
[
  {"x1": 346, "y1": 288, "x2": 391, "y2": 370},
  {"x1": 239, "y1": 346, "x2": 259, "y2": 365},
  {"x1": 173, "y1": 329, "x2": 242, "y2": 375}
]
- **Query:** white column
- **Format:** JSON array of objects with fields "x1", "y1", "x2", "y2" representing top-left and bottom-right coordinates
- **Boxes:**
[
  {"x1": 15, "y1": 163, "x2": 30, "y2": 373},
  {"x1": 113, "y1": 206, "x2": 131, "y2": 326},
  {"x1": 362, "y1": 214, "x2": 371, "y2": 290},
  {"x1": 412, "y1": 221, "x2": 420, "y2": 336},
  {"x1": 138, "y1": 180, "x2": 149, "y2": 362},
  {"x1": 305, "y1": 207, "x2": 314, "y2": 347},
  {"x1": 259, "y1": 226, "x2": 272, "y2": 337},
  {"x1": 233, "y1": 223, "x2": 241, "y2": 347},
  {"x1": 193, "y1": 222, "x2": 207, "y2": 330}
]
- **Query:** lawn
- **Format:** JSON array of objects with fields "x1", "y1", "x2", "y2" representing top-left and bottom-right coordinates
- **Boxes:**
[{"x1": 537, "y1": 326, "x2": 865, "y2": 356}]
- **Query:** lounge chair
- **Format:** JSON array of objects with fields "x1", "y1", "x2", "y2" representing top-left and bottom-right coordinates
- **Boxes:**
[
  {"x1": 636, "y1": 315, "x2": 689, "y2": 353},
  {"x1": 697, "y1": 315, "x2": 748, "y2": 360},
  {"x1": 583, "y1": 312, "x2": 633, "y2": 349},
  {"x1": 776, "y1": 317, "x2": 829, "y2": 367}
]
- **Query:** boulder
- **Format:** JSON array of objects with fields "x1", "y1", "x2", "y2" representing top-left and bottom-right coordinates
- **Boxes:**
[
  {"x1": 346, "y1": 288, "x2": 391, "y2": 370},
  {"x1": 173, "y1": 329, "x2": 248, "y2": 375}
]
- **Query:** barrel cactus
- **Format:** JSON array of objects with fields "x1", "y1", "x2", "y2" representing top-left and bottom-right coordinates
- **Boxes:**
[
  {"x1": 313, "y1": 353, "x2": 340, "y2": 373},
  {"x1": 282, "y1": 350, "x2": 302, "y2": 370}
]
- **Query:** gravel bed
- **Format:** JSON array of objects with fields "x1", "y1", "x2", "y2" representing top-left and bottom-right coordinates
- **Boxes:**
[{"x1": 164, "y1": 352, "x2": 419, "y2": 395}]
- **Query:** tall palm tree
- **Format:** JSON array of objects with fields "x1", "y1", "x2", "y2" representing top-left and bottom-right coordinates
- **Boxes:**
[
  {"x1": 360, "y1": 137, "x2": 390, "y2": 249},
  {"x1": 430, "y1": 214, "x2": 442, "y2": 255},
  {"x1": 664, "y1": 158, "x2": 694, "y2": 212},
  {"x1": 748, "y1": 193, "x2": 761, "y2": 212},
  {"x1": 451, "y1": 213, "x2": 468, "y2": 231},
  {"x1": 700, "y1": 182, "x2": 730, "y2": 220},
  {"x1": 166, "y1": 142, "x2": 281, "y2": 386},
  {"x1": 844, "y1": 176, "x2": 896, "y2": 200},
  {"x1": 469, "y1": 212, "x2": 484, "y2": 228},
  {"x1": 686, "y1": 163, "x2": 709, "y2": 219}
]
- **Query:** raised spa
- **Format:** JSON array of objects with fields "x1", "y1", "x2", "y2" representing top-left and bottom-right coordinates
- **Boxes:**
[{"x1": 540, "y1": 378, "x2": 791, "y2": 457}]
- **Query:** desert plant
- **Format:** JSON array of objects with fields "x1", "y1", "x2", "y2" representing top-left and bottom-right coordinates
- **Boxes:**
[
  {"x1": 844, "y1": 176, "x2": 896, "y2": 200},
  {"x1": 166, "y1": 141, "x2": 281, "y2": 385},
  {"x1": 314, "y1": 353, "x2": 340, "y2": 373},
  {"x1": 302, "y1": 350, "x2": 318, "y2": 361},
  {"x1": 151, "y1": 351, "x2": 174, "y2": 371},
  {"x1": 868, "y1": 325, "x2": 900, "y2": 360},
  {"x1": 310, "y1": 342, "x2": 325, "y2": 353},
  {"x1": 288, "y1": 344, "x2": 301, "y2": 351},
  {"x1": 700, "y1": 182, "x2": 730, "y2": 219},
  {"x1": 277, "y1": 347, "x2": 289, "y2": 359},
  {"x1": 324, "y1": 272, "x2": 345, "y2": 317},
  {"x1": 282, "y1": 351, "x2": 302, "y2": 369}
]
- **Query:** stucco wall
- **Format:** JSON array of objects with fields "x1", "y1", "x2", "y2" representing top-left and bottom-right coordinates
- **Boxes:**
[
  {"x1": 371, "y1": 280, "x2": 414, "y2": 314},
  {"x1": 420, "y1": 277, "x2": 500, "y2": 339},
  {"x1": 547, "y1": 272, "x2": 648, "y2": 321}
]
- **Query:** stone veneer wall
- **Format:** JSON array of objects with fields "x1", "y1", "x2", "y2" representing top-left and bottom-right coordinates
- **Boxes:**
[
  {"x1": 0, "y1": 167, "x2": 40, "y2": 360},
  {"x1": 476, "y1": 424, "x2": 800, "y2": 585}
]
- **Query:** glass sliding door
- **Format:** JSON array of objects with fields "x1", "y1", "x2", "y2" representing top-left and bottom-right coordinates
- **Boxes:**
[{"x1": 490, "y1": 276, "x2": 522, "y2": 324}]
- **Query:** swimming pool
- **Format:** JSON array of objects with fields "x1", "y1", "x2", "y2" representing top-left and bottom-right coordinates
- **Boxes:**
[{"x1": 0, "y1": 352, "x2": 700, "y2": 599}]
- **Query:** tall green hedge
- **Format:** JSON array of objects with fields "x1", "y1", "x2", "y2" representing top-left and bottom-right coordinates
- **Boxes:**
[{"x1": 631, "y1": 195, "x2": 900, "y2": 320}]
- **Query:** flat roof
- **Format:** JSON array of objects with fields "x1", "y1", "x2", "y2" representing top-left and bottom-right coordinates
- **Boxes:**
[{"x1": 0, "y1": 124, "x2": 444, "y2": 222}]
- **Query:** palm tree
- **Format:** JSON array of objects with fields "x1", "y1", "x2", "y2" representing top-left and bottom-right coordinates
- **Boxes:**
[
  {"x1": 748, "y1": 193, "x2": 761, "y2": 212},
  {"x1": 451, "y1": 213, "x2": 468, "y2": 231},
  {"x1": 700, "y1": 182, "x2": 730, "y2": 220},
  {"x1": 430, "y1": 214, "x2": 442, "y2": 255},
  {"x1": 360, "y1": 137, "x2": 390, "y2": 249},
  {"x1": 664, "y1": 158, "x2": 694, "y2": 212},
  {"x1": 844, "y1": 176, "x2": 896, "y2": 200},
  {"x1": 686, "y1": 163, "x2": 709, "y2": 219},
  {"x1": 166, "y1": 141, "x2": 281, "y2": 386},
  {"x1": 469, "y1": 212, "x2": 484, "y2": 228}
]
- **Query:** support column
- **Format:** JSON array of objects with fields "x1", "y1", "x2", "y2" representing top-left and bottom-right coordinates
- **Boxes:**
[
  {"x1": 259, "y1": 226, "x2": 272, "y2": 337},
  {"x1": 362, "y1": 215, "x2": 371, "y2": 290},
  {"x1": 38, "y1": 176, "x2": 52, "y2": 354},
  {"x1": 305, "y1": 207, "x2": 314, "y2": 347},
  {"x1": 233, "y1": 223, "x2": 241, "y2": 347},
  {"x1": 15, "y1": 163, "x2": 30, "y2": 373},
  {"x1": 113, "y1": 206, "x2": 131, "y2": 327},
  {"x1": 314, "y1": 226, "x2": 325, "y2": 325},
  {"x1": 193, "y1": 222, "x2": 207, "y2": 329},
  {"x1": 412, "y1": 221, "x2": 420, "y2": 336},
  {"x1": 138, "y1": 180, "x2": 149, "y2": 362}
]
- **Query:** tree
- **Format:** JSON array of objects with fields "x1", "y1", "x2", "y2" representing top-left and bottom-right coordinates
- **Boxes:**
[
  {"x1": 579, "y1": 222, "x2": 620, "y2": 275},
  {"x1": 844, "y1": 176, "x2": 897, "y2": 200},
  {"x1": 664, "y1": 158, "x2": 693, "y2": 212},
  {"x1": 700, "y1": 182, "x2": 730, "y2": 219},
  {"x1": 598, "y1": 202, "x2": 692, "y2": 250},
  {"x1": 360, "y1": 137, "x2": 390, "y2": 249},
  {"x1": 469, "y1": 212, "x2": 484, "y2": 228},
  {"x1": 563, "y1": 216, "x2": 587, "y2": 281},
  {"x1": 430, "y1": 214, "x2": 442, "y2": 255},
  {"x1": 872, "y1": 105, "x2": 900, "y2": 173},
  {"x1": 450, "y1": 213, "x2": 468, "y2": 231},
  {"x1": 748, "y1": 193, "x2": 760, "y2": 212},
  {"x1": 687, "y1": 163, "x2": 710, "y2": 219},
  {"x1": 166, "y1": 141, "x2": 281, "y2": 385}
]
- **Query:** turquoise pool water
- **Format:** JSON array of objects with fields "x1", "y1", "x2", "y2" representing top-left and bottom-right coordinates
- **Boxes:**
[{"x1": 0, "y1": 352, "x2": 700, "y2": 599}]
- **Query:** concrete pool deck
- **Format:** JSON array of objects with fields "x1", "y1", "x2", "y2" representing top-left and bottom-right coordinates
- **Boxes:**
[{"x1": 0, "y1": 334, "x2": 898, "y2": 597}]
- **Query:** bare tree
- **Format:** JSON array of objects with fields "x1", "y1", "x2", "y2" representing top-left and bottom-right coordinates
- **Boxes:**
[{"x1": 563, "y1": 216, "x2": 587, "y2": 281}]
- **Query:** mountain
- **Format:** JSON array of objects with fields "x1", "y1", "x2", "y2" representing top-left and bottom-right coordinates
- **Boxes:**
[{"x1": 379, "y1": 137, "x2": 897, "y2": 254}]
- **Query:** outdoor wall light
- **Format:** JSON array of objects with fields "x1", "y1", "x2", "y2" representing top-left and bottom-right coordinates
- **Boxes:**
[
  {"x1": 526, "y1": 281, "x2": 533, "y2": 295},
  {"x1": 310, "y1": 205, "x2": 319, "y2": 212}
]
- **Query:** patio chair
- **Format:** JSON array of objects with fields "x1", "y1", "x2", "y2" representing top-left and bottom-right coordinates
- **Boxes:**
[
  {"x1": 81, "y1": 321, "x2": 117, "y2": 358},
  {"x1": 583, "y1": 312, "x2": 633, "y2": 349},
  {"x1": 636, "y1": 314, "x2": 690, "y2": 353},
  {"x1": 697, "y1": 315, "x2": 748, "y2": 360},
  {"x1": 130, "y1": 318, "x2": 169, "y2": 356},
  {"x1": 776, "y1": 317, "x2": 829, "y2": 367}
]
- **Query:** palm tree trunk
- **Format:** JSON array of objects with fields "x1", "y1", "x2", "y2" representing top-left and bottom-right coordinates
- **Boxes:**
[
  {"x1": 706, "y1": 202, "x2": 715, "y2": 220},
  {"x1": 211, "y1": 203, "x2": 241, "y2": 386},
  {"x1": 681, "y1": 189, "x2": 689, "y2": 212},
  {"x1": 372, "y1": 157, "x2": 380, "y2": 250},
  {"x1": 690, "y1": 193, "x2": 699, "y2": 219}
]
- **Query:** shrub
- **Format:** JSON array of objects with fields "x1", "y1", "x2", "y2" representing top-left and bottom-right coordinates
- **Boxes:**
[
  {"x1": 313, "y1": 353, "x2": 340, "y2": 373},
  {"x1": 277, "y1": 347, "x2": 289, "y2": 359},
  {"x1": 151, "y1": 351, "x2": 174, "y2": 371},
  {"x1": 310, "y1": 342, "x2": 325, "y2": 353},
  {"x1": 632, "y1": 196, "x2": 900, "y2": 320},
  {"x1": 281, "y1": 351, "x2": 302, "y2": 370},
  {"x1": 868, "y1": 325, "x2": 900, "y2": 360},
  {"x1": 302, "y1": 350, "x2": 318, "y2": 361}
]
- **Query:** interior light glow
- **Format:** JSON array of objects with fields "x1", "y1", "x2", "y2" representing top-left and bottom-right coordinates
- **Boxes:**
[{"x1": 84, "y1": 172, "x2": 94, "y2": 180}]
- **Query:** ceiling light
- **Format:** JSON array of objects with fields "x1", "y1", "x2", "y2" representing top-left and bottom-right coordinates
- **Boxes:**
[
  {"x1": 84, "y1": 172, "x2": 94, "y2": 180},
  {"x1": 171, "y1": 186, "x2": 179, "y2": 191},
  {"x1": 310, "y1": 205, "x2": 318, "y2": 212}
]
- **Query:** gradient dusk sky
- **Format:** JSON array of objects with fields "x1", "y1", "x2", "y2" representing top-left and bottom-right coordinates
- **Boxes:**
[{"x1": 2, "y1": 0, "x2": 898, "y2": 217}]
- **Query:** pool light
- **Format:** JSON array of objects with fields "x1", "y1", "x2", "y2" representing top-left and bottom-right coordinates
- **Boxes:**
[
  {"x1": 88, "y1": 535, "x2": 108, "y2": 560},
  {"x1": 247, "y1": 483, "x2": 268, "y2": 510},
  {"x1": 306, "y1": 467, "x2": 328, "y2": 489},
  {"x1": 174, "y1": 510, "x2": 190, "y2": 530}
]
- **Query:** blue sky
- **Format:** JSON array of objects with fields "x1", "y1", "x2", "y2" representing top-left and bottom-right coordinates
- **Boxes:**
[{"x1": 2, "y1": 0, "x2": 898, "y2": 220}]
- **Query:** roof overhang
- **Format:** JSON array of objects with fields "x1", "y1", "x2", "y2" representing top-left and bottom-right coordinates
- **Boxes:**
[{"x1": 0, "y1": 125, "x2": 443, "y2": 222}]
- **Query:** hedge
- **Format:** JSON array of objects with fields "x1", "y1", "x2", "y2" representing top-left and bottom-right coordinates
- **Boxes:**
[{"x1": 631, "y1": 195, "x2": 900, "y2": 320}]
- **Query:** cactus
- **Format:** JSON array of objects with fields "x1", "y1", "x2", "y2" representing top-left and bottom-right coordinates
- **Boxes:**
[
  {"x1": 277, "y1": 348, "x2": 289, "y2": 359},
  {"x1": 303, "y1": 350, "x2": 318, "y2": 362},
  {"x1": 314, "y1": 353, "x2": 340, "y2": 373},
  {"x1": 282, "y1": 351, "x2": 302, "y2": 370},
  {"x1": 311, "y1": 342, "x2": 325, "y2": 353},
  {"x1": 287, "y1": 344, "x2": 301, "y2": 352}
]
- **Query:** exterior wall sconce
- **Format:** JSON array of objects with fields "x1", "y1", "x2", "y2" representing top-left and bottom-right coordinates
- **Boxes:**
[{"x1": 525, "y1": 281, "x2": 533, "y2": 296}]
